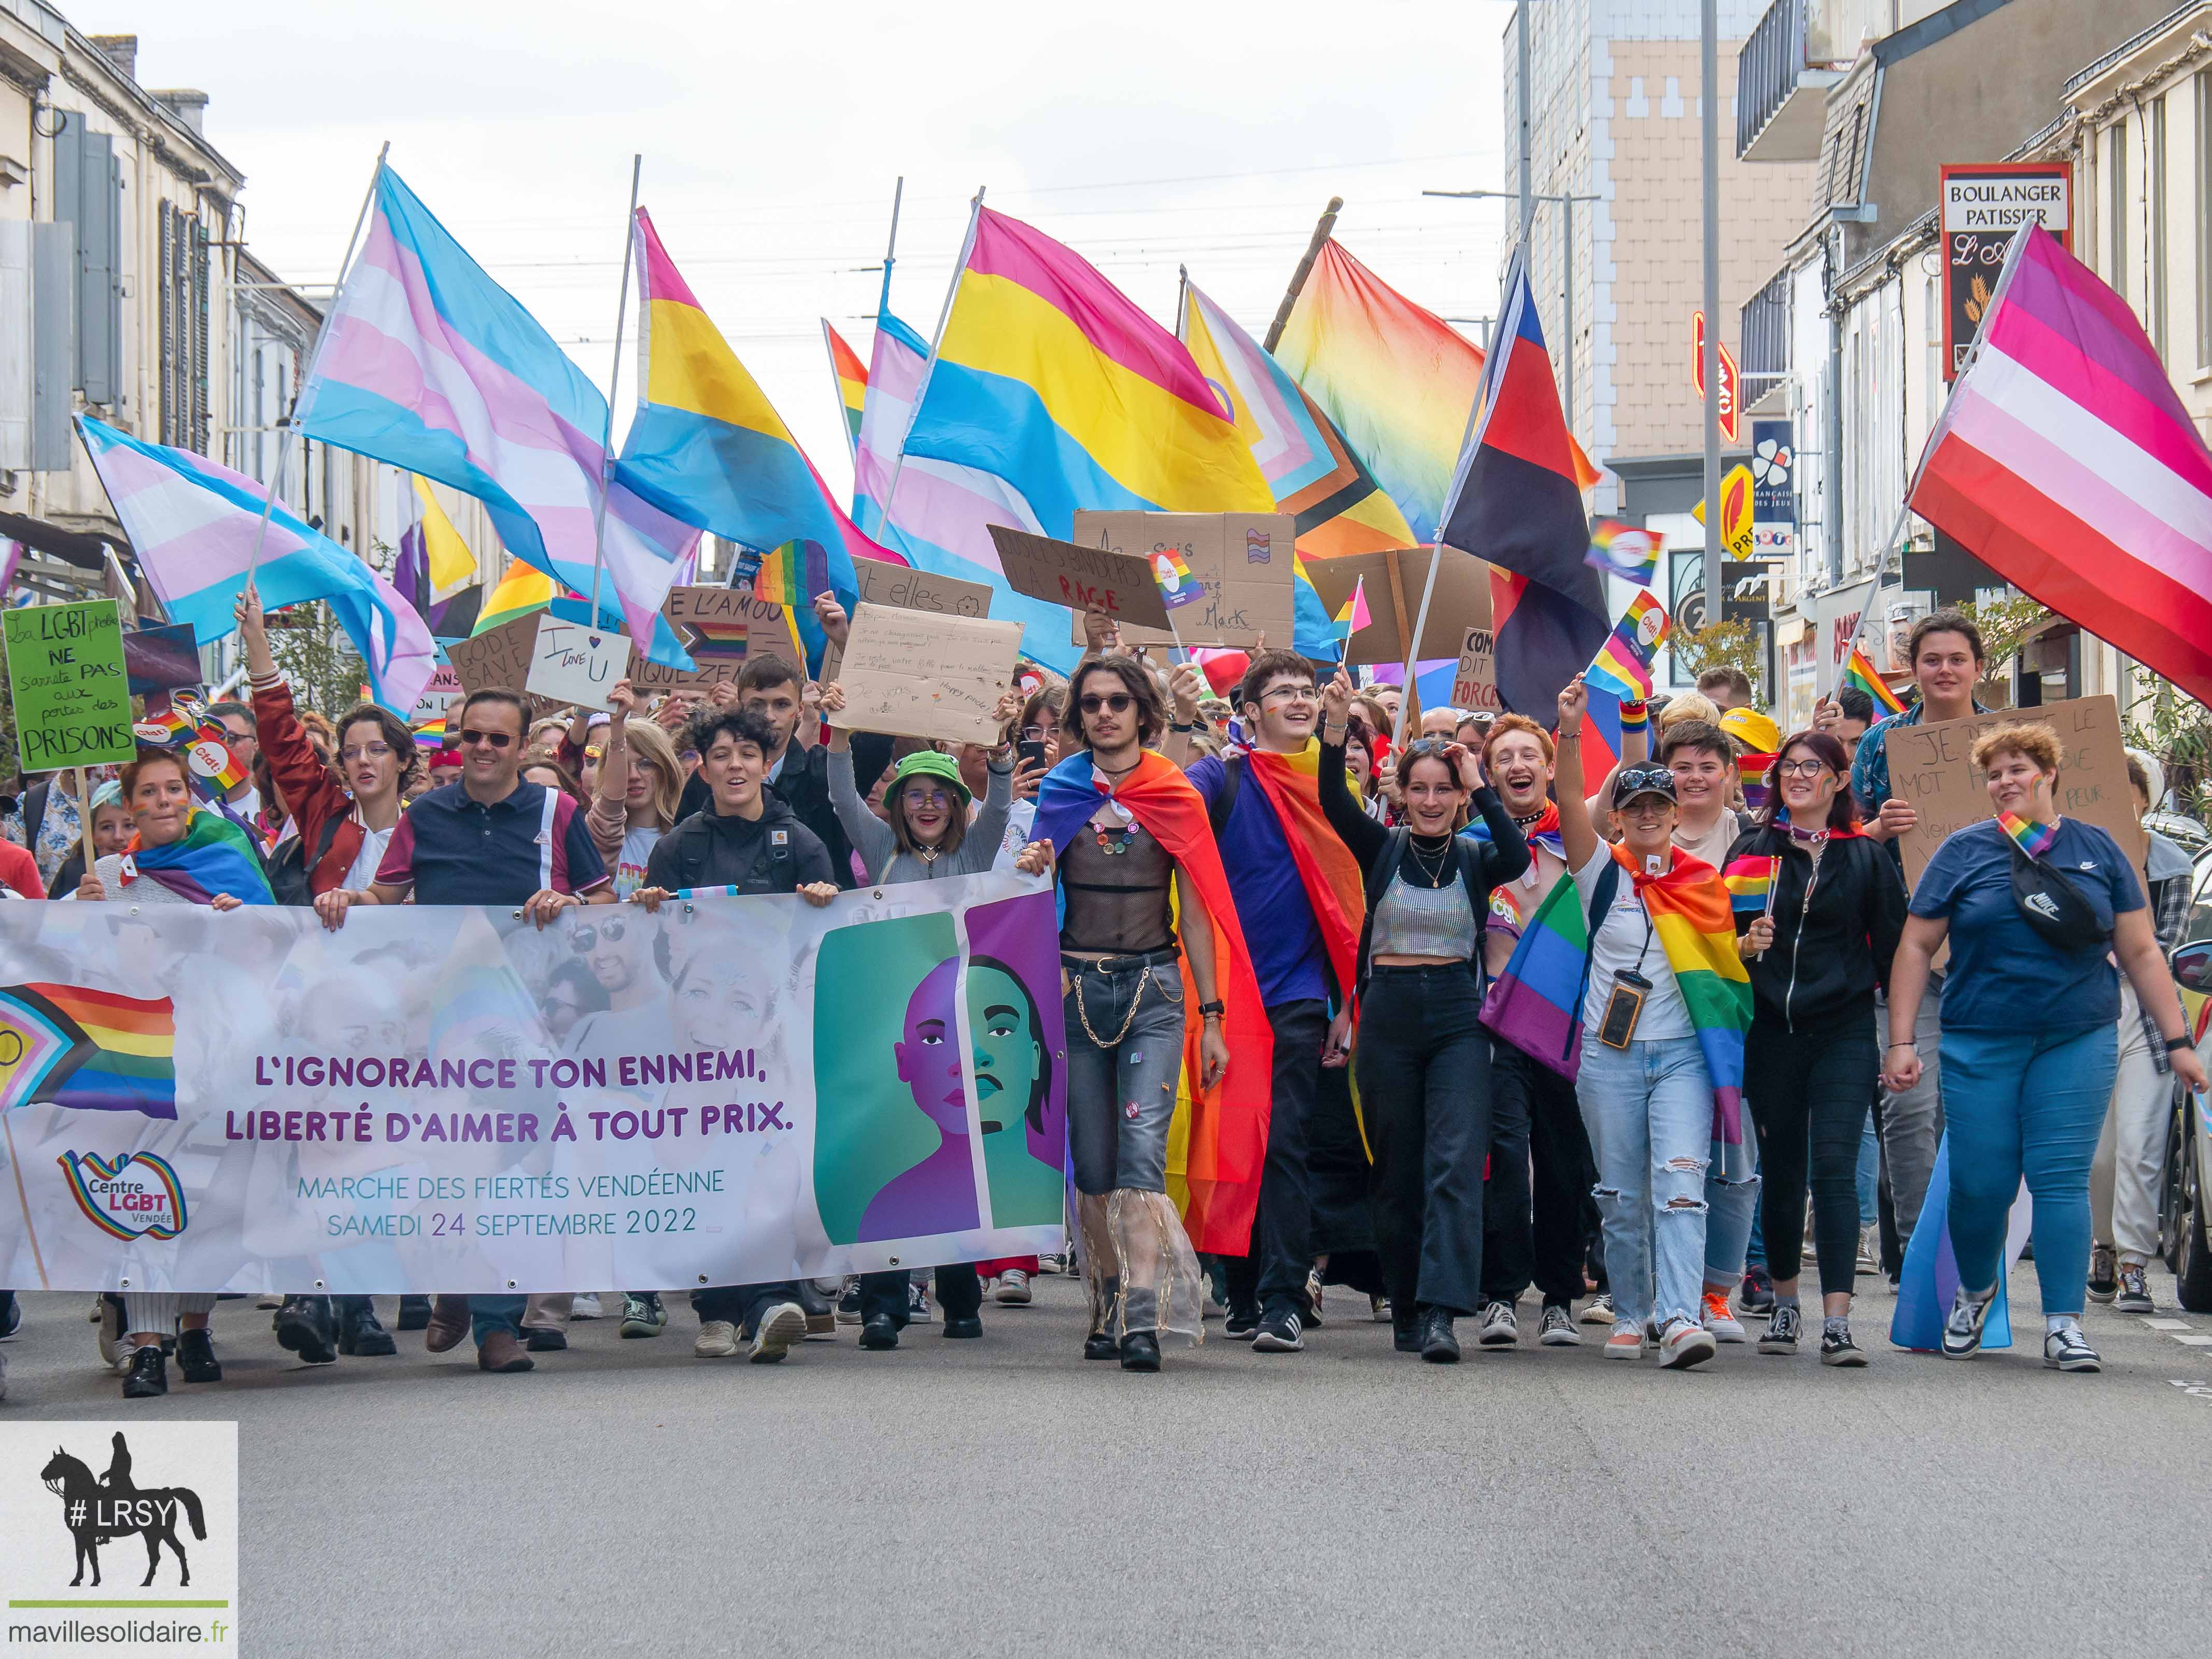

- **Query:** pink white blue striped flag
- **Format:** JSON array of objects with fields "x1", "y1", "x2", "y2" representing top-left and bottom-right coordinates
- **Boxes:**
[
  {"x1": 76, "y1": 415, "x2": 436, "y2": 714},
  {"x1": 293, "y1": 162, "x2": 697, "y2": 666},
  {"x1": 1910, "y1": 224, "x2": 2212, "y2": 706}
]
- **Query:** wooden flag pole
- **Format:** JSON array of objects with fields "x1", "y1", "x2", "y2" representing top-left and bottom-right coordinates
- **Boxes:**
[{"x1": 1262, "y1": 196, "x2": 1342, "y2": 354}]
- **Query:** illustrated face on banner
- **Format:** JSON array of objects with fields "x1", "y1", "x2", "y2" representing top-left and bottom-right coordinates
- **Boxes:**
[
  {"x1": 959, "y1": 894, "x2": 1068, "y2": 1229},
  {"x1": 967, "y1": 961, "x2": 1045, "y2": 1138},
  {"x1": 892, "y1": 958, "x2": 969, "y2": 1138}
]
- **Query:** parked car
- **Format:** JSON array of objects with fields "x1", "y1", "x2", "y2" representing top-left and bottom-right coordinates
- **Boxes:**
[{"x1": 2146, "y1": 808, "x2": 2211, "y2": 860}]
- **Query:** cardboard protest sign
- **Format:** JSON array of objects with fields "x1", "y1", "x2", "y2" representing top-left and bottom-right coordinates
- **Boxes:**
[
  {"x1": 410, "y1": 664, "x2": 462, "y2": 722},
  {"x1": 851, "y1": 558, "x2": 993, "y2": 621},
  {"x1": 836, "y1": 603, "x2": 1023, "y2": 746},
  {"x1": 525, "y1": 617, "x2": 630, "y2": 710},
  {"x1": 627, "y1": 587, "x2": 804, "y2": 692},
  {"x1": 1061, "y1": 512, "x2": 1297, "y2": 650},
  {"x1": 1885, "y1": 695, "x2": 2147, "y2": 889},
  {"x1": 4, "y1": 599, "x2": 135, "y2": 769},
  {"x1": 1298, "y1": 546, "x2": 1492, "y2": 666},
  {"x1": 122, "y1": 622, "x2": 201, "y2": 694},
  {"x1": 443, "y1": 614, "x2": 543, "y2": 700},
  {"x1": 1450, "y1": 625, "x2": 1499, "y2": 713},
  {"x1": 989, "y1": 526, "x2": 1172, "y2": 633}
]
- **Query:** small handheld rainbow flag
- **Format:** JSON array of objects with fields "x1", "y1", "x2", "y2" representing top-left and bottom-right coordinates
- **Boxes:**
[
  {"x1": 1736, "y1": 752, "x2": 1780, "y2": 816},
  {"x1": 1331, "y1": 577, "x2": 1371, "y2": 642},
  {"x1": 1585, "y1": 519, "x2": 1661, "y2": 585},
  {"x1": 822, "y1": 319, "x2": 868, "y2": 460},
  {"x1": 1998, "y1": 809, "x2": 2059, "y2": 859},
  {"x1": 1722, "y1": 852, "x2": 1780, "y2": 916},
  {"x1": 1841, "y1": 643, "x2": 1908, "y2": 716},
  {"x1": 185, "y1": 720, "x2": 250, "y2": 795},
  {"x1": 1585, "y1": 592, "x2": 1671, "y2": 700},
  {"x1": 412, "y1": 714, "x2": 449, "y2": 752},
  {"x1": 1150, "y1": 547, "x2": 1204, "y2": 611}
]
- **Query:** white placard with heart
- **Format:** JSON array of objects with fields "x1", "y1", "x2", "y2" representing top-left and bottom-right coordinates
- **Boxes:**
[{"x1": 524, "y1": 620, "x2": 630, "y2": 710}]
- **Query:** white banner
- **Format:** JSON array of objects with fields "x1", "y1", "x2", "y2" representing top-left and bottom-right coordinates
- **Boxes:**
[{"x1": 0, "y1": 873, "x2": 1068, "y2": 1292}]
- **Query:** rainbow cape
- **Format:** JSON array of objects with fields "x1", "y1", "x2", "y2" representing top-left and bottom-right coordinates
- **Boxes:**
[
  {"x1": 1998, "y1": 809, "x2": 2059, "y2": 859},
  {"x1": 1031, "y1": 749, "x2": 1273, "y2": 1253},
  {"x1": 0, "y1": 982, "x2": 178, "y2": 1119},
  {"x1": 1481, "y1": 842, "x2": 1751, "y2": 1150},
  {"x1": 120, "y1": 805, "x2": 275, "y2": 906},
  {"x1": 1241, "y1": 742, "x2": 1366, "y2": 1006},
  {"x1": 1841, "y1": 644, "x2": 1907, "y2": 716}
]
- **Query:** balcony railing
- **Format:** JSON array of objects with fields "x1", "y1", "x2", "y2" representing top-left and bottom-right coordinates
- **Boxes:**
[{"x1": 1738, "y1": 0, "x2": 1850, "y2": 163}]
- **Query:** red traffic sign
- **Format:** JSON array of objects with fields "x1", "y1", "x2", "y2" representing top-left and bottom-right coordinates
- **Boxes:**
[{"x1": 1689, "y1": 312, "x2": 1742, "y2": 444}]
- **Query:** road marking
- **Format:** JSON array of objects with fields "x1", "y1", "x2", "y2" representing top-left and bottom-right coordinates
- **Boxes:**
[
  {"x1": 2172, "y1": 1334, "x2": 2212, "y2": 1346},
  {"x1": 2168, "y1": 1378, "x2": 2212, "y2": 1400},
  {"x1": 2142, "y1": 1317, "x2": 2193, "y2": 1330}
]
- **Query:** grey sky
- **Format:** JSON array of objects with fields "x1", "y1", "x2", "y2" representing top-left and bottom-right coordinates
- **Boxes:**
[{"x1": 131, "y1": 0, "x2": 1513, "y2": 488}]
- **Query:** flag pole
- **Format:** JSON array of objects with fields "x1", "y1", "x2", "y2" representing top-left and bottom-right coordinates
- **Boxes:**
[
  {"x1": 821, "y1": 319, "x2": 858, "y2": 467},
  {"x1": 879, "y1": 186, "x2": 983, "y2": 554},
  {"x1": 876, "y1": 175, "x2": 905, "y2": 320},
  {"x1": 245, "y1": 139, "x2": 387, "y2": 585},
  {"x1": 587, "y1": 154, "x2": 644, "y2": 632},
  {"x1": 1262, "y1": 196, "x2": 1342, "y2": 354}
]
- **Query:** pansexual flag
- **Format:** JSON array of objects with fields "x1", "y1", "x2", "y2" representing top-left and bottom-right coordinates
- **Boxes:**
[
  {"x1": 0, "y1": 982, "x2": 178, "y2": 1119},
  {"x1": 822, "y1": 319, "x2": 868, "y2": 461},
  {"x1": 1841, "y1": 643, "x2": 1907, "y2": 715},
  {"x1": 902, "y1": 207, "x2": 1273, "y2": 535},
  {"x1": 1331, "y1": 577, "x2": 1371, "y2": 642},
  {"x1": 1908, "y1": 225, "x2": 2212, "y2": 707},
  {"x1": 1585, "y1": 592, "x2": 1671, "y2": 701},
  {"x1": 1585, "y1": 519, "x2": 1660, "y2": 585}
]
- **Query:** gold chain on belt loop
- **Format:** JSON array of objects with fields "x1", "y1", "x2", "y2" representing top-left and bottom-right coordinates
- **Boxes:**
[{"x1": 1072, "y1": 962, "x2": 1153, "y2": 1049}]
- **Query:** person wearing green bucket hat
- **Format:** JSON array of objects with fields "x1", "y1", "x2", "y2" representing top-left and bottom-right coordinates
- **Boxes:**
[{"x1": 820, "y1": 679, "x2": 1024, "y2": 1351}]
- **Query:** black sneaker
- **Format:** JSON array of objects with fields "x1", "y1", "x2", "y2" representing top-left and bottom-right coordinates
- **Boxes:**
[
  {"x1": 525, "y1": 1325, "x2": 568, "y2": 1352},
  {"x1": 1739, "y1": 1265, "x2": 1775, "y2": 1318},
  {"x1": 837, "y1": 1279, "x2": 864, "y2": 1324},
  {"x1": 2115, "y1": 1263, "x2": 2155, "y2": 1314},
  {"x1": 1942, "y1": 1283, "x2": 1997, "y2": 1359},
  {"x1": 1820, "y1": 1321, "x2": 1867, "y2": 1367},
  {"x1": 2044, "y1": 1325, "x2": 2101, "y2": 1372},
  {"x1": 2087, "y1": 1244, "x2": 2118, "y2": 1303},
  {"x1": 1419, "y1": 1306, "x2": 1460, "y2": 1363},
  {"x1": 1224, "y1": 1305, "x2": 1261, "y2": 1340},
  {"x1": 275, "y1": 1295, "x2": 339, "y2": 1365},
  {"x1": 1251, "y1": 1307, "x2": 1304, "y2": 1353},
  {"x1": 1757, "y1": 1303, "x2": 1801, "y2": 1355},
  {"x1": 1538, "y1": 1304, "x2": 1581, "y2": 1346},
  {"x1": 1476, "y1": 1300, "x2": 1519, "y2": 1348}
]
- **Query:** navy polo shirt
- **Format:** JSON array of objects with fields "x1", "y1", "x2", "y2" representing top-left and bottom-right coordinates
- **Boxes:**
[
  {"x1": 1187, "y1": 752, "x2": 1329, "y2": 1006},
  {"x1": 375, "y1": 780, "x2": 608, "y2": 907}
]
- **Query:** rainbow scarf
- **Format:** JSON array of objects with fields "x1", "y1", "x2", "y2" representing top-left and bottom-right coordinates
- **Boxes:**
[
  {"x1": 1482, "y1": 842, "x2": 1751, "y2": 1148},
  {"x1": 1998, "y1": 809, "x2": 2058, "y2": 860},
  {"x1": 1240, "y1": 741, "x2": 1365, "y2": 1006},
  {"x1": 120, "y1": 806, "x2": 276, "y2": 906},
  {"x1": 1032, "y1": 749, "x2": 1273, "y2": 1254}
]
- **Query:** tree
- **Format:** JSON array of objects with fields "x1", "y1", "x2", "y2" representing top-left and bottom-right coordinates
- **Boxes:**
[
  {"x1": 1668, "y1": 617, "x2": 1763, "y2": 683},
  {"x1": 2126, "y1": 685, "x2": 2212, "y2": 822},
  {"x1": 1957, "y1": 593, "x2": 2051, "y2": 670},
  {"x1": 264, "y1": 601, "x2": 367, "y2": 718}
]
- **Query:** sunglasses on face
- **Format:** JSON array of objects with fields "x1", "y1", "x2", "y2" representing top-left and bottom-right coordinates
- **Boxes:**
[
  {"x1": 571, "y1": 918, "x2": 628, "y2": 953},
  {"x1": 1079, "y1": 693, "x2": 1134, "y2": 715},
  {"x1": 459, "y1": 728, "x2": 515, "y2": 750},
  {"x1": 1617, "y1": 766, "x2": 1675, "y2": 796}
]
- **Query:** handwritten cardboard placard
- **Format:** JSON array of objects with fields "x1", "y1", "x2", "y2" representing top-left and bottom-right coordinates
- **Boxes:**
[
  {"x1": 837, "y1": 603, "x2": 1023, "y2": 746},
  {"x1": 4, "y1": 598, "x2": 135, "y2": 768},
  {"x1": 526, "y1": 618, "x2": 630, "y2": 710},
  {"x1": 1886, "y1": 694, "x2": 2146, "y2": 890},
  {"x1": 1450, "y1": 625, "x2": 1499, "y2": 712},
  {"x1": 410, "y1": 663, "x2": 462, "y2": 722},
  {"x1": 1298, "y1": 546, "x2": 1493, "y2": 666},
  {"x1": 628, "y1": 586, "x2": 804, "y2": 692},
  {"x1": 851, "y1": 559, "x2": 994, "y2": 620},
  {"x1": 443, "y1": 614, "x2": 543, "y2": 700},
  {"x1": 1063, "y1": 511, "x2": 1295, "y2": 649},
  {"x1": 989, "y1": 525, "x2": 1171, "y2": 632}
]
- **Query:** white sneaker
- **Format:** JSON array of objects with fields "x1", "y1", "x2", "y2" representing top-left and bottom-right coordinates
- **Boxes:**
[
  {"x1": 994, "y1": 1269, "x2": 1032, "y2": 1305},
  {"x1": 1660, "y1": 1317, "x2": 1717, "y2": 1370},
  {"x1": 749, "y1": 1302, "x2": 807, "y2": 1363},
  {"x1": 693, "y1": 1319, "x2": 740, "y2": 1358},
  {"x1": 569, "y1": 1294, "x2": 603, "y2": 1320},
  {"x1": 2044, "y1": 1324, "x2": 2102, "y2": 1372},
  {"x1": 1603, "y1": 1321, "x2": 1645, "y2": 1360},
  {"x1": 1700, "y1": 1288, "x2": 1746, "y2": 1343},
  {"x1": 1856, "y1": 1224, "x2": 1881, "y2": 1275}
]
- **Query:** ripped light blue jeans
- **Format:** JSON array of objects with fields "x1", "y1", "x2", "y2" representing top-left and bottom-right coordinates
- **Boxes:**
[{"x1": 1576, "y1": 1034, "x2": 1714, "y2": 1331}]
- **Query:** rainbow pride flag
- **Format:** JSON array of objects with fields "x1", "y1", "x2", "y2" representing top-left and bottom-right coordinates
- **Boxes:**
[
  {"x1": 0, "y1": 982, "x2": 178, "y2": 1118},
  {"x1": 1585, "y1": 592, "x2": 1671, "y2": 700},
  {"x1": 823, "y1": 319, "x2": 868, "y2": 461},
  {"x1": 903, "y1": 207, "x2": 1272, "y2": 532},
  {"x1": 618, "y1": 209, "x2": 895, "y2": 619},
  {"x1": 1842, "y1": 643, "x2": 1908, "y2": 715},
  {"x1": 1999, "y1": 809, "x2": 2059, "y2": 859},
  {"x1": 751, "y1": 539, "x2": 834, "y2": 674},
  {"x1": 1151, "y1": 546, "x2": 1203, "y2": 610},
  {"x1": 121, "y1": 805, "x2": 275, "y2": 906},
  {"x1": 1586, "y1": 519, "x2": 1661, "y2": 585},
  {"x1": 1722, "y1": 852, "x2": 1780, "y2": 916},
  {"x1": 474, "y1": 556, "x2": 561, "y2": 635}
]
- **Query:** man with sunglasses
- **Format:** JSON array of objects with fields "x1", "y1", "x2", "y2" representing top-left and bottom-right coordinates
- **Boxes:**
[
  {"x1": 314, "y1": 686, "x2": 611, "y2": 1375},
  {"x1": 1182, "y1": 649, "x2": 1356, "y2": 1354}
]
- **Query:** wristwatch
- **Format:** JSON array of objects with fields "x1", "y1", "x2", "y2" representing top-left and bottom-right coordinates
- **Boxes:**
[
  {"x1": 1170, "y1": 721, "x2": 1200, "y2": 734},
  {"x1": 1199, "y1": 1000, "x2": 1226, "y2": 1019}
]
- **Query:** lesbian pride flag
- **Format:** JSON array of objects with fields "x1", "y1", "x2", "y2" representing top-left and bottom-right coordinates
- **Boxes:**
[{"x1": 1909, "y1": 225, "x2": 2212, "y2": 707}]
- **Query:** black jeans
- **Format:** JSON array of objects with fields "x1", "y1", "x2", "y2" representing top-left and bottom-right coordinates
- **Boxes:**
[
  {"x1": 693, "y1": 1281, "x2": 802, "y2": 1333},
  {"x1": 858, "y1": 1264, "x2": 983, "y2": 1325},
  {"x1": 1354, "y1": 965, "x2": 1491, "y2": 1317},
  {"x1": 1745, "y1": 1008, "x2": 1879, "y2": 1296},
  {"x1": 1487, "y1": 1045, "x2": 1601, "y2": 1307},
  {"x1": 1223, "y1": 999, "x2": 1330, "y2": 1318}
]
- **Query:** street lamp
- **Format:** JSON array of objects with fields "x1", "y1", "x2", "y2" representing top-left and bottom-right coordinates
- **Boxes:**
[{"x1": 1423, "y1": 186, "x2": 1601, "y2": 434}]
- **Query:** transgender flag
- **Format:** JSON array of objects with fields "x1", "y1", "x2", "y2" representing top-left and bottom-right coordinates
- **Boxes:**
[
  {"x1": 1910, "y1": 225, "x2": 2212, "y2": 706},
  {"x1": 295, "y1": 163, "x2": 697, "y2": 666},
  {"x1": 76, "y1": 416, "x2": 436, "y2": 714}
]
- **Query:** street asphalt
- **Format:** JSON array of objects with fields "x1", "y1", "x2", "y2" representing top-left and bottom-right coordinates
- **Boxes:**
[{"x1": 2, "y1": 1262, "x2": 2208, "y2": 1657}]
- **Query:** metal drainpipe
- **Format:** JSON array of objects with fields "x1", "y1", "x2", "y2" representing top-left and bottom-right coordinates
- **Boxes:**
[{"x1": 1825, "y1": 227, "x2": 1845, "y2": 588}]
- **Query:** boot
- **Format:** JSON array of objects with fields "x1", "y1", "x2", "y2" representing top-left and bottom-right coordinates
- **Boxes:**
[
  {"x1": 175, "y1": 1326, "x2": 222, "y2": 1383},
  {"x1": 396, "y1": 1294, "x2": 433, "y2": 1331},
  {"x1": 336, "y1": 1296, "x2": 397, "y2": 1357},
  {"x1": 1119, "y1": 1330, "x2": 1161, "y2": 1372},
  {"x1": 424, "y1": 1296, "x2": 472, "y2": 1354},
  {"x1": 122, "y1": 1344, "x2": 167, "y2": 1399},
  {"x1": 275, "y1": 1295, "x2": 338, "y2": 1365},
  {"x1": 476, "y1": 1328, "x2": 533, "y2": 1373},
  {"x1": 1419, "y1": 1304, "x2": 1460, "y2": 1365}
]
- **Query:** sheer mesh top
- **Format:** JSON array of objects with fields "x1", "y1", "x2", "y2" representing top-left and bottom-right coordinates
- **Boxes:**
[{"x1": 1059, "y1": 812, "x2": 1176, "y2": 954}]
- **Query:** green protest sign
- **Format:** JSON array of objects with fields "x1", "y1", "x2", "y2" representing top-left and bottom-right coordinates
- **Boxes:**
[{"x1": 4, "y1": 599, "x2": 136, "y2": 770}]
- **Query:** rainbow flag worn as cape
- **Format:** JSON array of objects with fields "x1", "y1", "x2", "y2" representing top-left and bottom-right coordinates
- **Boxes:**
[
  {"x1": 120, "y1": 805, "x2": 276, "y2": 906},
  {"x1": 1841, "y1": 644, "x2": 1908, "y2": 716},
  {"x1": 0, "y1": 983, "x2": 178, "y2": 1119},
  {"x1": 1481, "y1": 843, "x2": 1751, "y2": 1152},
  {"x1": 1241, "y1": 742, "x2": 1366, "y2": 1008},
  {"x1": 1585, "y1": 592, "x2": 1671, "y2": 701},
  {"x1": 1031, "y1": 749, "x2": 1273, "y2": 1254},
  {"x1": 1998, "y1": 809, "x2": 2059, "y2": 859}
]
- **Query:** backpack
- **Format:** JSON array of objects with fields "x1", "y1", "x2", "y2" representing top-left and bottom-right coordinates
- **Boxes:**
[
  {"x1": 265, "y1": 813, "x2": 347, "y2": 908},
  {"x1": 1205, "y1": 750, "x2": 1244, "y2": 839}
]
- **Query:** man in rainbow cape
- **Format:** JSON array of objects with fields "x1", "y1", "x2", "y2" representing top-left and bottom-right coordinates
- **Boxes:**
[{"x1": 1016, "y1": 656, "x2": 1272, "y2": 1371}]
